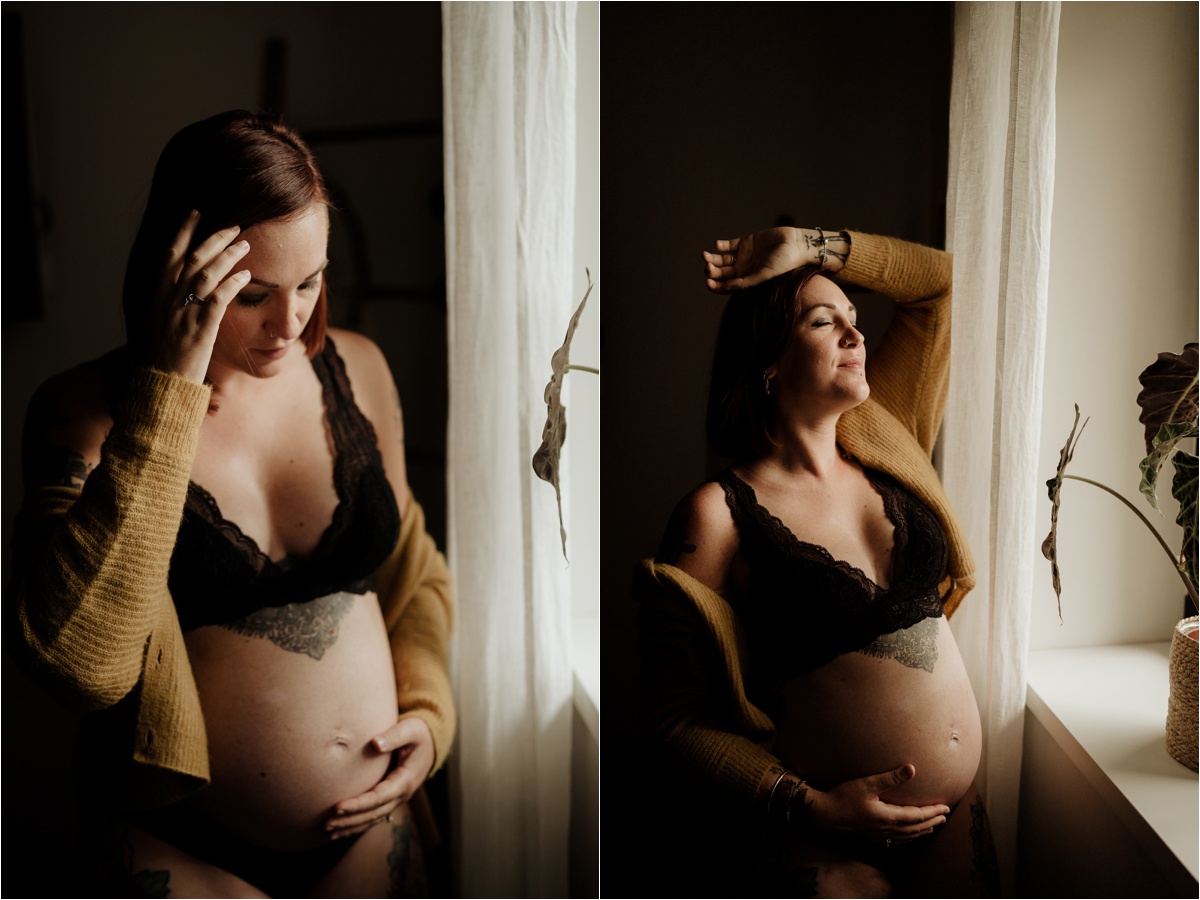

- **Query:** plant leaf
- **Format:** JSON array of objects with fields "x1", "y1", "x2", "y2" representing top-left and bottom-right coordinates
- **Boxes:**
[
  {"x1": 1136, "y1": 343, "x2": 1198, "y2": 453},
  {"x1": 1042, "y1": 404, "x2": 1088, "y2": 622},
  {"x1": 1139, "y1": 420, "x2": 1200, "y2": 509},
  {"x1": 532, "y1": 272, "x2": 595, "y2": 561},
  {"x1": 1173, "y1": 450, "x2": 1198, "y2": 596}
]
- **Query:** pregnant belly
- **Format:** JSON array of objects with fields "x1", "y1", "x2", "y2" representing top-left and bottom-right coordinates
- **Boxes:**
[
  {"x1": 771, "y1": 617, "x2": 981, "y2": 808},
  {"x1": 183, "y1": 591, "x2": 399, "y2": 850}
]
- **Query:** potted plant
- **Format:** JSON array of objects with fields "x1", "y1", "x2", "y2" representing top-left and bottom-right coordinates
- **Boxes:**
[{"x1": 1042, "y1": 342, "x2": 1197, "y2": 769}]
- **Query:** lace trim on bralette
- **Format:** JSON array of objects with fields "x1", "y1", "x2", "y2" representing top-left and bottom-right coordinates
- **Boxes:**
[{"x1": 717, "y1": 468, "x2": 905, "y2": 597}]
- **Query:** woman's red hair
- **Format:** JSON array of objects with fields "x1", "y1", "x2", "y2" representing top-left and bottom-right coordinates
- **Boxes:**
[{"x1": 122, "y1": 111, "x2": 330, "y2": 362}]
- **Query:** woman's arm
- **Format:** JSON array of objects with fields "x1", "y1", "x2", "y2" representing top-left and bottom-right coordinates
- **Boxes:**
[
  {"x1": 642, "y1": 484, "x2": 783, "y2": 809},
  {"x1": 836, "y1": 232, "x2": 952, "y2": 457},
  {"x1": 704, "y1": 227, "x2": 952, "y2": 457},
  {"x1": 12, "y1": 213, "x2": 256, "y2": 708},
  {"x1": 12, "y1": 365, "x2": 210, "y2": 709}
]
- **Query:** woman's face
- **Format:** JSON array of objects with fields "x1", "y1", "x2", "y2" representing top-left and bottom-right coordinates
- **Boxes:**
[
  {"x1": 768, "y1": 274, "x2": 869, "y2": 418},
  {"x1": 209, "y1": 204, "x2": 329, "y2": 379}
]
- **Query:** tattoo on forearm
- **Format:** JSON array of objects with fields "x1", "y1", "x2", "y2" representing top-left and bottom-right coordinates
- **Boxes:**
[
  {"x1": 803, "y1": 231, "x2": 849, "y2": 267},
  {"x1": 42, "y1": 447, "x2": 94, "y2": 488},
  {"x1": 221, "y1": 592, "x2": 354, "y2": 660},
  {"x1": 656, "y1": 509, "x2": 697, "y2": 566},
  {"x1": 388, "y1": 815, "x2": 428, "y2": 898},
  {"x1": 858, "y1": 617, "x2": 939, "y2": 672}
]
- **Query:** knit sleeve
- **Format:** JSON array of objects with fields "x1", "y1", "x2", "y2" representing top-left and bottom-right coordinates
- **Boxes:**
[
  {"x1": 12, "y1": 369, "x2": 211, "y2": 710},
  {"x1": 636, "y1": 560, "x2": 780, "y2": 812},
  {"x1": 838, "y1": 232, "x2": 953, "y2": 457},
  {"x1": 376, "y1": 494, "x2": 456, "y2": 776}
]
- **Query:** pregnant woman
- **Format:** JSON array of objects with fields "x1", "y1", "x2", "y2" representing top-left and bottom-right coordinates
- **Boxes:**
[
  {"x1": 12, "y1": 111, "x2": 454, "y2": 897},
  {"x1": 637, "y1": 226, "x2": 998, "y2": 897}
]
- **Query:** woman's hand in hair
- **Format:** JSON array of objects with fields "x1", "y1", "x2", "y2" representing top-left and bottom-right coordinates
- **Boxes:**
[
  {"x1": 323, "y1": 716, "x2": 436, "y2": 840},
  {"x1": 703, "y1": 227, "x2": 806, "y2": 293},
  {"x1": 799, "y1": 764, "x2": 951, "y2": 845},
  {"x1": 153, "y1": 211, "x2": 251, "y2": 384}
]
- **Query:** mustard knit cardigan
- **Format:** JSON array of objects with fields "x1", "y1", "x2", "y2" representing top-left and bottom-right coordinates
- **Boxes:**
[
  {"x1": 13, "y1": 367, "x2": 455, "y2": 812},
  {"x1": 636, "y1": 231, "x2": 975, "y2": 812}
]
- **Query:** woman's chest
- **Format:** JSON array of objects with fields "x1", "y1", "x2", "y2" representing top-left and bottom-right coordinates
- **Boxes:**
[{"x1": 191, "y1": 389, "x2": 340, "y2": 562}]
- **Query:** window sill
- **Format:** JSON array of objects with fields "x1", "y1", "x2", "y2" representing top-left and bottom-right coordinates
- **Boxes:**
[{"x1": 1025, "y1": 642, "x2": 1198, "y2": 886}]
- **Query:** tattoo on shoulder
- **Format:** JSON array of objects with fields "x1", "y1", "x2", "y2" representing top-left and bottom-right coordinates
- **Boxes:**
[
  {"x1": 656, "y1": 504, "x2": 697, "y2": 565},
  {"x1": 41, "y1": 447, "x2": 95, "y2": 488},
  {"x1": 129, "y1": 869, "x2": 171, "y2": 898},
  {"x1": 221, "y1": 591, "x2": 355, "y2": 660},
  {"x1": 858, "y1": 617, "x2": 939, "y2": 673}
]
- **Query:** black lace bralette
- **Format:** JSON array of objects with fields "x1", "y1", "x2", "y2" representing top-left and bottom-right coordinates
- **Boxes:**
[
  {"x1": 716, "y1": 466, "x2": 947, "y2": 678},
  {"x1": 168, "y1": 337, "x2": 401, "y2": 632}
]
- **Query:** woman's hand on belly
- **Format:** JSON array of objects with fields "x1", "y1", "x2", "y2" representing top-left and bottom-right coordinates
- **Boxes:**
[
  {"x1": 802, "y1": 763, "x2": 950, "y2": 846},
  {"x1": 324, "y1": 716, "x2": 434, "y2": 840}
]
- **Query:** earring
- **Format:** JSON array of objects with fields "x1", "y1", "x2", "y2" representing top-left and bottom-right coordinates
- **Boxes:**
[{"x1": 764, "y1": 373, "x2": 773, "y2": 396}]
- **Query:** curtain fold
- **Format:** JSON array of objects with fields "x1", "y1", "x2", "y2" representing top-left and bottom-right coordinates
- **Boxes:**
[
  {"x1": 943, "y1": 1, "x2": 1059, "y2": 889},
  {"x1": 442, "y1": 3, "x2": 577, "y2": 896}
]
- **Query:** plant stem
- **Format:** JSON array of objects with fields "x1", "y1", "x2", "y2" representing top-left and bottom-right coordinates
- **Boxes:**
[
  {"x1": 565, "y1": 364, "x2": 599, "y2": 375},
  {"x1": 1064, "y1": 474, "x2": 1199, "y2": 605}
]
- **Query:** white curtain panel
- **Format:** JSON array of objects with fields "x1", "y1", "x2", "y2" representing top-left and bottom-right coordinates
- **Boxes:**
[
  {"x1": 442, "y1": 3, "x2": 577, "y2": 896},
  {"x1": 943, "y1": 1, "x2": 1059, "y2": 887}
]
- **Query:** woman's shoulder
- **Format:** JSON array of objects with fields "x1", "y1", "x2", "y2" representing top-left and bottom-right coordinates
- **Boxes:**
[
  {"x1": 23, "y1": 351, "x2": 125, "y2": 489},
  {"x1": 655, "y1": 479, "x2": 739, "y2": 591},
  {"x1": 326, "y1": 328, "x2": 396, "y2": 409}
]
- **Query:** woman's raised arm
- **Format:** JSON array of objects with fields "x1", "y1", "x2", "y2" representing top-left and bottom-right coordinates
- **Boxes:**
[{"x1": 703, "y1": 227, "x2": 851, "y2": 293}]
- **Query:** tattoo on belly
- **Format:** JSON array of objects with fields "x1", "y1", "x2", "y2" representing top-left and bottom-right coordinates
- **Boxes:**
[
  {"x1": 221, "y1": 592, "x2": 355, "y2": 660},
  {"x1": 857, "y1": 617, "x2": 939, "y2": 673}
]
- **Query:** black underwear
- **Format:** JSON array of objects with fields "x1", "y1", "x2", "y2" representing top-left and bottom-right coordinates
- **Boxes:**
[{"x1": 134, "y1": 803, "x2": 360, "y2": 897}]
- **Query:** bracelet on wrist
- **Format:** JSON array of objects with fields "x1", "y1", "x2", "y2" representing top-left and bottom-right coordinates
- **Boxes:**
[{"x1": 766, "y1": 770, "x2": 815, "y2": 828}]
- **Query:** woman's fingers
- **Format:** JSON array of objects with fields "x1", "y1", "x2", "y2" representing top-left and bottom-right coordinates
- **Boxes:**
[
  {"x1": 326, "y1": 799, "x2": 402, "y2": 840},
  {"x1": 159, "y1": 210, "x2": 202, "y2": 298},
  {"x1": 179, "y1": 229, "x2": 248, "y2": 303}
]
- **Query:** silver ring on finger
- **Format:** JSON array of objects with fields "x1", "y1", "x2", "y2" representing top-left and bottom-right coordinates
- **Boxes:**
[
  {"x1": 182, "y1": 292, "x2": 207, "y2": 307},
  {"x1": 885, "y1": 836, "x2": 892, "y2": 851}
]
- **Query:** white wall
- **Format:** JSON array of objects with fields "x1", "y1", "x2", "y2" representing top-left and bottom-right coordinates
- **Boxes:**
[
  {"x1": 1017, "y1": 3, "x2": 1198, "y2": 893},
  {"x1": 1031, "y1": 1, "x2": 1198, "y2": 650}
]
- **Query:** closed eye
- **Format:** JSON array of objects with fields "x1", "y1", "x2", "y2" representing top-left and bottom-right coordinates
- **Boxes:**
[{"x1": 237, "y1": 292, "x2": 269, "y2": 307}]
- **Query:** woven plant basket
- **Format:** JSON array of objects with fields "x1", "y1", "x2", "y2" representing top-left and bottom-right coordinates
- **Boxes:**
[{"x1": 1166, "y1": 615, "x2": 1198, "y2": 771}]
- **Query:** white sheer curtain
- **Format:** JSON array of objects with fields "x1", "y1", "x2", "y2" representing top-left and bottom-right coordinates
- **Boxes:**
[
  {"x1": 942, "y1": 1, "x2": 1060, "y2": 888},
  {"x1": 442, "y1": 3, "x2": 577, "y2": 896}
]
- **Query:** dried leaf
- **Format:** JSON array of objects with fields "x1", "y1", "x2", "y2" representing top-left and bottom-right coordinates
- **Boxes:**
[
  {"x1": 532, "y1": 272, "x2": 595, "y2": 560},
  {"x1": 1136, "y1": 343, "x2": 1198, "y2": 453},
  {"x1": 1042, "y1": 404, "x2": 1088, "y2": 622},
  {"x1": 1173, "y1": 450, "x2": 1198, "y2": 594}
]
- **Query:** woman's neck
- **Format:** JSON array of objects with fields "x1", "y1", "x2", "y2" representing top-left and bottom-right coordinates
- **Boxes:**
[{"x1": 761, "y1": 415, "x2": 845, "y2": 479}]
